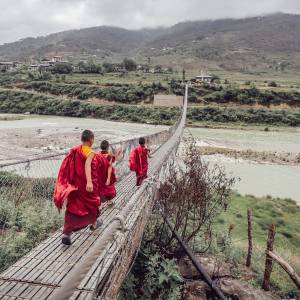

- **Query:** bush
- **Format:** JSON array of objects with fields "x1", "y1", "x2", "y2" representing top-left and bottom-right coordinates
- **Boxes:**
[
  {"x1": 170, "y1": 79, "x2": 300, "y2": 107},
  {"x1": 0, "y1": 89, "x2": 180, "y2": 125},
  {"x1": 0, "y1": 173, "x2": 63, "y2": 272},
  {"x1": 52, "y1": 63, "x2": 73, "y2": 74},
  {"x1": 19, "y1": 81, "x2": 167, "y2": 103},
  {"x1": 1, "y1": 89, "x2": 299, "y2": 127},
  {"x1": 268, "y1": 81, "x2": 278, "y2": 87}
]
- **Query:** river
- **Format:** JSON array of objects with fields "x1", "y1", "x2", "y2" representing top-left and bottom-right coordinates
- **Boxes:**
[
  {"x1": 0, "y1": 114, "x2": 299, "y2": 203},
  {"x1": 189, "y1": 127, "x2": 300, "y2": 203}
]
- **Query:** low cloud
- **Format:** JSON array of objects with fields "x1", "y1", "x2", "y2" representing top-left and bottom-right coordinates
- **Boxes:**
[{"x1": 0, "y1": 0, "x2": 300, "y2": 44}]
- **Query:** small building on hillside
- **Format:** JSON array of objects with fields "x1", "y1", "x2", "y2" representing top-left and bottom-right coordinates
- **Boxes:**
[
  {"x1": 51, "y1": 56, "x2": 63, "y2": 63},
  {"x1": 153, "y1": 94, "x2": 183, "y2": 107},
  {"x1": 38, "y1": 63, "x2": 52, "y2": 71},
  {"x1": 29, "y1": 64, "x2": 40, "y2": 71},
  {"x1": 0, "y1": 62, "x2": 14, "y2": 72},
  {"x1": 40, "y1": 58, "x2": 54, "y2": 65},
  {"x1": 195, "y1": 74, "x2": 213, "y2": 83}
]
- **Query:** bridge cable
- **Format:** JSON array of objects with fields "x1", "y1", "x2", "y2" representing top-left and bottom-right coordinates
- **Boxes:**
[{"x1": 162, "y1": 213, "x2": 227, "y2": 300}]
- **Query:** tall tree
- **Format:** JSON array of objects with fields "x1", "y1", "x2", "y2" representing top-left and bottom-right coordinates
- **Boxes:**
[{"x1": 123, "y1": 58, "x2": 137, "y2": 71}]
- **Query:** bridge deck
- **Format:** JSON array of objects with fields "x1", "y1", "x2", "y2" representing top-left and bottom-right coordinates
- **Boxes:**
[{"x1": 0, "y1": 168, "x2": 146, "y2": 299}]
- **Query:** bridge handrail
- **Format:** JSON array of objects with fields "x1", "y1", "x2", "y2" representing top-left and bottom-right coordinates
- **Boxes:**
[{"x1": 0, "y1": 127, "x2": 174, "y2": 168}]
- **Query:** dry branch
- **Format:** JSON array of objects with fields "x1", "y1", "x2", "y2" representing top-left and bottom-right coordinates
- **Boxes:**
[{"x1": 267, "y1": 250, "x2": 300, "y2": 289}]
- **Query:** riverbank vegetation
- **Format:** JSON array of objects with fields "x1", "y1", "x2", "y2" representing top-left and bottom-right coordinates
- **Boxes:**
[
  {"x1": 1, "y1": 89, "x2": 300, "y2": 127},
  {"x1": 18, "y1": 81, "x2": 166, "y2": 103},
  {"x1": 1, "y1": 71, "x2": 300, "y2": 108},
  {"x1": 0, "y1": 172, "x2": 62, "y2": 272},
  {"x1": 169, "y1": 80, "x2": 300, "y2": 107}
]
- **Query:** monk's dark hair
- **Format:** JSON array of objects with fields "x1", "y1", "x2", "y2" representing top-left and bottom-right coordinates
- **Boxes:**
[
  {"x1": 139, "y1": 137, "x2": 146, "y2": 145},
  {"x1": 81, "y1": 130, "x2": 94, "y2": 142},
  {"x1": 100, "y1": 140, "x2": 109, "y2": 150}
]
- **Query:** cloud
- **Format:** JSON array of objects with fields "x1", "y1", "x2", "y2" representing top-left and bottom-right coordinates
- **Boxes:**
[{"x1": 0, "y1": 0, "x2": 300, "y2": 44}]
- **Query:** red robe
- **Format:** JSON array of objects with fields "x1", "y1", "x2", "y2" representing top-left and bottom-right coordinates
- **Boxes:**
[
  {"x1": 97, "y1": 151, "x2": 117, "y2": 201},
  {"x1": 54, "y1": 145, "x2": 101, "y2": 235},
  {"x1": 135, "y1": 145, "x2": 149, "y2": 186}
]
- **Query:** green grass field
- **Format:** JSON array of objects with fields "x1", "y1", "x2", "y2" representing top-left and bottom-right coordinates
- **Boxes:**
[
  {"x1": 214, "y1": 193, "x2": 300, "y2": 298},
  {"x1": 65, "y1": 72, "x2": 181, "y2": 87}
]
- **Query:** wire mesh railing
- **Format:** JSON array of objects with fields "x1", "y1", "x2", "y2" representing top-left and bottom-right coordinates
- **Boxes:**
[{"x1": 0, "y1": 126, "x2": 175, "y2": 198}]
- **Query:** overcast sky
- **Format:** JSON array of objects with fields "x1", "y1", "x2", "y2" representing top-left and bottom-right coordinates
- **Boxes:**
[{"x1": 1, "y1": 0, "x2": 300, "y2": 45}]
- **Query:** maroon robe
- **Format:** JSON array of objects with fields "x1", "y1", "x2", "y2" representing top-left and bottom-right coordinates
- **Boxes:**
[
  {"x1": 135, "y1": 145, "x2": 149, "y2": 186},
  {"x1": 54, "y1": 145, "x2": 102, "y2": 235},
  {"x1": 97, "y1": 151, "x2": 117, "y2": 201}
]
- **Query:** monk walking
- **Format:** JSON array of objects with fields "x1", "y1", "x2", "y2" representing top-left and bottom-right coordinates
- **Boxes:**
[
  {"x1": 130, "y1": 137, "x2": 151, "y2": 186},
  {"x1": 54, "y1": 130, "x2": 102, "y2": 245},
  {"x1": 97, "y1": 140, "x2": 123, "y2": 206}
]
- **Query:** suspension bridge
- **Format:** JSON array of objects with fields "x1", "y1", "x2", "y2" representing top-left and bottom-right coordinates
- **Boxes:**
[{"x1": 0, "y1": 85, "x2": 188, "y2": 299}]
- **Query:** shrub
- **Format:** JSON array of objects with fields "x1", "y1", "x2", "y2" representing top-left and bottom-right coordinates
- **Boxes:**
[
  {"x1": 19, "y1": 81, "x2": 167, "y2": 103},
  {"x1": 268, "y1": 81, "x2": 278, "y2": 87}
]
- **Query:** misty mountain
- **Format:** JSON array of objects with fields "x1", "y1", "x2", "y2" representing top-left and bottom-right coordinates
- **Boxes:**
[{"x1": 0, "y1": 13, "x2": 299, "y2": 70}]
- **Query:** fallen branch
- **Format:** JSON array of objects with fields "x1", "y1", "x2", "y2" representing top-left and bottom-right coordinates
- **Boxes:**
[{"x1": 267, "y1": 250, "x2": 300, "y2": 289}]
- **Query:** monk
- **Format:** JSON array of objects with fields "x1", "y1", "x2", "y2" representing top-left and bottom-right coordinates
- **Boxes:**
[
  {"x1": 54, "y1": 130, "x2": 102, "y2": 245},
  {"x1": 97, "y1": 140, "x2": 123, "y2": 206},
  {"x1": 130, "y1": 137, "x2": 151, "y2": 186}
]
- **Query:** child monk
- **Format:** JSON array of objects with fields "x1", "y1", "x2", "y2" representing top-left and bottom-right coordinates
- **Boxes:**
[
  {"x1": 97, "y1": 140, "x2": 123, "y2": 206},
  {"x1": 54, "y1": 130, "x2": 102, "y2": 245},
  {"x1": 130, "y1": 137, "x2": 151, "y2": 186}
]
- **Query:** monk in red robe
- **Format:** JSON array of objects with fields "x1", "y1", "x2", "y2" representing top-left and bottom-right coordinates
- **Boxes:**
[
  {"x1": 132, "y1": 137, "x2": 151, "y2": 186},
  {"x1": 54, "y1": 130, "x2": 102, "y2": 245},
  {"x1": 97, "y1": 140, "x2": 123, "y2": 206}
]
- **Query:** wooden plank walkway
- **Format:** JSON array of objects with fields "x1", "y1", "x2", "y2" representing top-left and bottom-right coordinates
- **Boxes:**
[{"x1": 0, "y1": 167, "x2": 147, "y2": 299}]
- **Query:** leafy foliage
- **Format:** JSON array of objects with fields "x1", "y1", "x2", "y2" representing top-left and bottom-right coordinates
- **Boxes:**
[
  {"x1": 51, "y1": 62, "x2": 73, "y2": 74},
  {"x1": 1, "y1": 89, "x2": 299, "y2": 126},
  {"x1": 118, "y1": 242, "x2": 183, "y2": 300},
  {"x1": 19, "y1": 81, "x2": 166, "y2": 103},
  {"x1": 170, "y1": 79, "x2": 300, "y2": 106},
  {"x1": 0, "y1": 171, "x2": 62, "y2": 272},
  {"x1": 0, "y1": 89, "x2": 180, "y2": 125}
]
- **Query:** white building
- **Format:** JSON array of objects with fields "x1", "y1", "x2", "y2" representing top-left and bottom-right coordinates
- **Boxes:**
[
  {"x1": 0, "y1": 62, "x2": 14, "y2": 71},
  {"x1": 195, "y1": 74, "x2": 213, "y2": 83},
  {"x1": 51, "y1": 56, "x2": 63, "y2": 63}
]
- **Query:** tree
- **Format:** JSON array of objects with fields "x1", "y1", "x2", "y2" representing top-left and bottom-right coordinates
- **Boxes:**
[
  {"x1": 154, "y1": 65, "x2": 162, "y2": 73},
  {"x1": 123, "y1": 58, "x2": 137, "y2": 71},
  {"x1": 77, "y1": 59, "x2": 102, "y2": 74},
  {"x1": 52, "y1": 62, "x2": 73, "y2": 74},
  {"x1": 182, "y1": 69, "x2": 186, "y2": 82},
  {"x1": 86, "y1": 58, "x2": 102, "y2": 73},
  {"x1": 102, "y1": 62, "x2": 114, "y2": 73},
  {"x1": 149, "y1": 139, "x2": 235, "y2": 255},
  {"x1": 78, "y1": 61, "x2": 87, "y2": 73},
  {"x1": 39, "y1": 72, "x2": 52, "y2": 81}
]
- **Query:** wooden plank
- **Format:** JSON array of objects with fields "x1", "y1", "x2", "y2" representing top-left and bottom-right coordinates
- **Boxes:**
[
  {"x1": 18, "y1": 284, "x2": 43, "y2": 299},
  {"x1": 31, "y1": 287, "x2": 53, "y2": 300},
  {"x1": 0, "y1": 281, "x2": 18, "y2": 295}
]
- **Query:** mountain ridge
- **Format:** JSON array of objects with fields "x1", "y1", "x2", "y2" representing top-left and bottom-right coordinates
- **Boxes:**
[{"x1": 1, "y1": 13, "x2": 299, "y2": 71}]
